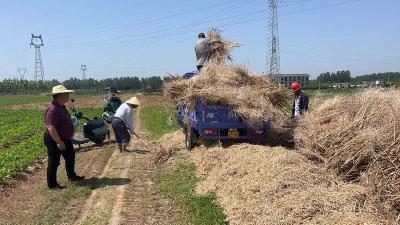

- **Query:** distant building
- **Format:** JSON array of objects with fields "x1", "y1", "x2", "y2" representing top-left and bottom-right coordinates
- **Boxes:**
[
  {"x1": 362, "y1": 80, "x2": 391, "y2": 88},
  {"x1": 143, "y1": 85, "x2": 153, "y2": 92},
  {"x1": 334, "y1": 83, "x2": 351, "y2": 89},
  {"x1": 272, "y1": 74, "x2": 310, "y2": 87}
]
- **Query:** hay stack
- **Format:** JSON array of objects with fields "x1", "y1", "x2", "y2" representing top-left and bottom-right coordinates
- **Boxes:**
[
  {"x1": 207, "y1": 28, "x2": 239, "y2": 63},
  {"x1": 164, "y1": 63, "x2": 291, "y2": 126},
  {"x1": 189, "y1": 144, "x2": 392, "y2": 224},
  {"x1": 150, "y1": 129, "x2": 185, "y2": 164},
  {"x1": 294, "y1": 89, "x2": 400, "y2": 213},
  {"x1": 164, "y1": 28, "x2": 290, "y2": 126}
]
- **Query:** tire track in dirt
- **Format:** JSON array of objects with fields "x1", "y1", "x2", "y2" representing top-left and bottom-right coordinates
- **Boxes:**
[
  {"x1": 74, "y1": 149, "x2": 132, "y2": 225},
  {"x1": 118, "y1": 108, "x2": 170, "y2": 225},
  {"x1": 0, "y1": 146, "x2": 113, "y2": 225},
  {"x1": 117, "y1": 102, "x2": 180, "y2": 225},
  {"x1": 75, "y1": 106, "x2": 174, "y2": 225}
]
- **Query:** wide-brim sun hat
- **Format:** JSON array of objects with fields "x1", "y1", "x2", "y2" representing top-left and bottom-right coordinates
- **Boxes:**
[
  {"x1": 50, "y1": 85, "x2": 75, "y2": 95},
  {"x1": 126, "y1": 96, "x2": 140, "y2": 106}
]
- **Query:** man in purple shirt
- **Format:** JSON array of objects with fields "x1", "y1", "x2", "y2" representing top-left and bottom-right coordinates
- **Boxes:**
[{"x1": 44, "y1": 85, "x2": 84, "y2": 189}]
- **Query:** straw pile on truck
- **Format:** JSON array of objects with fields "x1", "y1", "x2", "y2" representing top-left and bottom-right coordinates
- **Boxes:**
[
  {"x1": 295, "y1": 89, "x2": 400, "y2": 216},
  {"x1": 164, "y1": 29, "x2": 291, "y2": 126}
]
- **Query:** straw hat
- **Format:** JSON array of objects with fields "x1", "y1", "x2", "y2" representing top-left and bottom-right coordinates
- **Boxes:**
[
  {"x1": 126, "y1": 96, "x2": 140, "y2": 106},
  {"x1": 51, "y1": 85, "x2": 75, "y2": 95}
]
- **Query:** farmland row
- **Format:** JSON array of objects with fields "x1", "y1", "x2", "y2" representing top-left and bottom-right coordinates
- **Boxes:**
[
  {"x1": 0, "y1": 134, "x2": 44, "y2": 181},
  {"x1": 0, "y1": 110, "x2": 43, "y2": 148},
  {"x1": 0, "y1": 93, "x2": 98, "y2": 107},
  {"x1": 0, "y1": 107, "x2": 104, "y2": 183}
]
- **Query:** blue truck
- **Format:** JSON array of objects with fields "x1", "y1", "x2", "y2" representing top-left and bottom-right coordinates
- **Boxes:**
[{"x1": 176, "y1": 72, "x2": 271, "y2": 150}]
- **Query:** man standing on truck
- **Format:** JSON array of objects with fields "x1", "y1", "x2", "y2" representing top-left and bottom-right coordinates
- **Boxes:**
[
  {"x1": 291, "y1": 82, "x2": 309, "y2": 118},
  {"x1": 44, "y1": 85, "x2": 84, "y2": 189},
  {"x1": 195, "y1": 32, "x2": 211, "y2": 72}
]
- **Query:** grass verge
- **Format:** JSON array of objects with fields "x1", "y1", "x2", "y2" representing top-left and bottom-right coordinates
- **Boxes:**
[
  {"x1": 156, "y1": 156, "x2": 227, "y2": 225},
  {"x1": 141, "y1": 105, "x2": 226, "y2": 225},
  {"x1": 140, "y1": 105, "x2": 180, "y2": 138}
]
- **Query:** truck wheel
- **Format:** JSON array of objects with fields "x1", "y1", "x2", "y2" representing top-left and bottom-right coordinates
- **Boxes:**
[{"x1": 185, "y1": 127, "x2": 194, "y2": 150}]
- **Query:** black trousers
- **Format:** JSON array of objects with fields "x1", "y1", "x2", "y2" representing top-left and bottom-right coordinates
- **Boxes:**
[{"x1": 43, "y1": 132, "x2": 76, "y2": 187}]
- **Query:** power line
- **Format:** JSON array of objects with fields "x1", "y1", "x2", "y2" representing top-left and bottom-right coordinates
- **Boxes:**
[
  {"x1": 280, "y1": 0, "x2": 362, "y2": 16},
  {"x1": 281, "y1": 42, "x2": 400, "y2": 60},
  {"x1": 47, "y1": 0, "x2": 318, "y2": 48},
  {"x1": 205, "y1": 0, "x2": 256, "y2": 19},
  {"x1": 47, "y1": 5, "x2": 268, "y2": 48},
  {"x1": 48, "y1": 0, "x2": 343, "y2": 52},
  {"x1": 48, "y1": 14, "x2": 266, "y2": 51},
  {"x1": 47, "y1": 8, "x2": 267, "y2": 49},
  {"x1": 280, "y1": 0, "x2": 315, "y2": 7},
  {"x1": 280, "y1": 49, "x2": 398, "y2": 66},
  {"x1": 47, "y1": 0, "x2": 242, "y2": 41},
  {"x1": 41, "y1": 0, "x2": 366, "y2": 62}
]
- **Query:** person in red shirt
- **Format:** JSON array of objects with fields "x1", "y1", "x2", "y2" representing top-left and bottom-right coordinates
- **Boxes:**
[{"x1": 44, "y1": 85, "x2": 84, "y2": 189}]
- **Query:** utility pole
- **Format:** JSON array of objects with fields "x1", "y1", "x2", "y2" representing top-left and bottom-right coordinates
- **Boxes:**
[
  {"x1": 30, "y1": 34, "x2": 44, "y2": 81},
  {"x1": 267, "y1": 0, "x2": 281, "y2": 80},
  {"x1": 17, "y1": 67, "x2": 27, "y2": 80},
  {"x1": 81, "y1": 64, "x2": 87, "y2": 80}
]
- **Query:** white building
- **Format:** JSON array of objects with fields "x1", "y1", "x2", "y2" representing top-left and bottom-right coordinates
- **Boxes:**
[
  {"x1": 334, "y1": 83, "x2": 351, "y2": 89},
  {"x1": 272, "y1": 74, "x2": 310, "y2": 87}
]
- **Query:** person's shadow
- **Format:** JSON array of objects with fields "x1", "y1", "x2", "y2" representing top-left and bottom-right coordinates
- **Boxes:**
[{"x1": 76, "y1": 177, "x2": 131, "y2": 190}]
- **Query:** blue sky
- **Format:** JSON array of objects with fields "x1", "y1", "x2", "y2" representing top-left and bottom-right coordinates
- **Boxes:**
[{"x1": 0, "y1": 0, "x2": 399, "y2": 80}]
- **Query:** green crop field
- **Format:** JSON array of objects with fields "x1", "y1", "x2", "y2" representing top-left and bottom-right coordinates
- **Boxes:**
[
  {"x1": 304, "y1": 88, "x2": 359, "y2": 99},
  {"x1": 0, "y1": 95, "x2": 51, "y2": 106},
  {"x1": 0, "y1": 93, "x2": 96, "y2": 107},
  {"x1": 0, "y1": 107, "x2": 103, "y2": 183}
]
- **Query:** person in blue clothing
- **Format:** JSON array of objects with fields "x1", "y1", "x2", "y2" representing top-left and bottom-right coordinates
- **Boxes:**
[
  {"x1": 291, "y1": 82, "x2": 309, "y2": 118},
  {"x1": 104, "y1": 87, "x2": 122, "y2": 114}
]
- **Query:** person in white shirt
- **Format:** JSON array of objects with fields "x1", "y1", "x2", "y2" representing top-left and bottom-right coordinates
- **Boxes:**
[
  {"x1": 112, "y1": 96, "x2": 140, "y2": 152},
  {"x1": 195, "y1": 33, "x2": 211, "y2": 72}
]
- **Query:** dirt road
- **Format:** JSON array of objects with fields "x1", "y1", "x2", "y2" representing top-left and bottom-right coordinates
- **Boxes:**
[
  {"x1": 0, "y1": 106, "x2": 176, "y2": 225},
  {"x1": 75, "y1": 108, "x2": 173, "y2": 225}
]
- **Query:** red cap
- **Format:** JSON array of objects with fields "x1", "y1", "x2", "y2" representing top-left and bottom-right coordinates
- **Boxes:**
[{"x1": 291, "y1": 82, "x2": 301, "y2": 91}]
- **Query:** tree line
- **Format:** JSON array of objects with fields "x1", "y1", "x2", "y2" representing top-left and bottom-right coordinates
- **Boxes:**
[
  {"x1": 316, "y1": 71, "x2": 400, "y2": 84},
  {"x1": 307, "y1": 71, "x2": 400, "y2": 89},
  {"x1": 352, "y1": 72, "x2": 400, "y2": 84},
  {"x1": 316, "y1": 70, "x2": 351, "y2": 83},
  {"x1": 0, "y1": 76, "x2": 164, "y2": 94}
]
